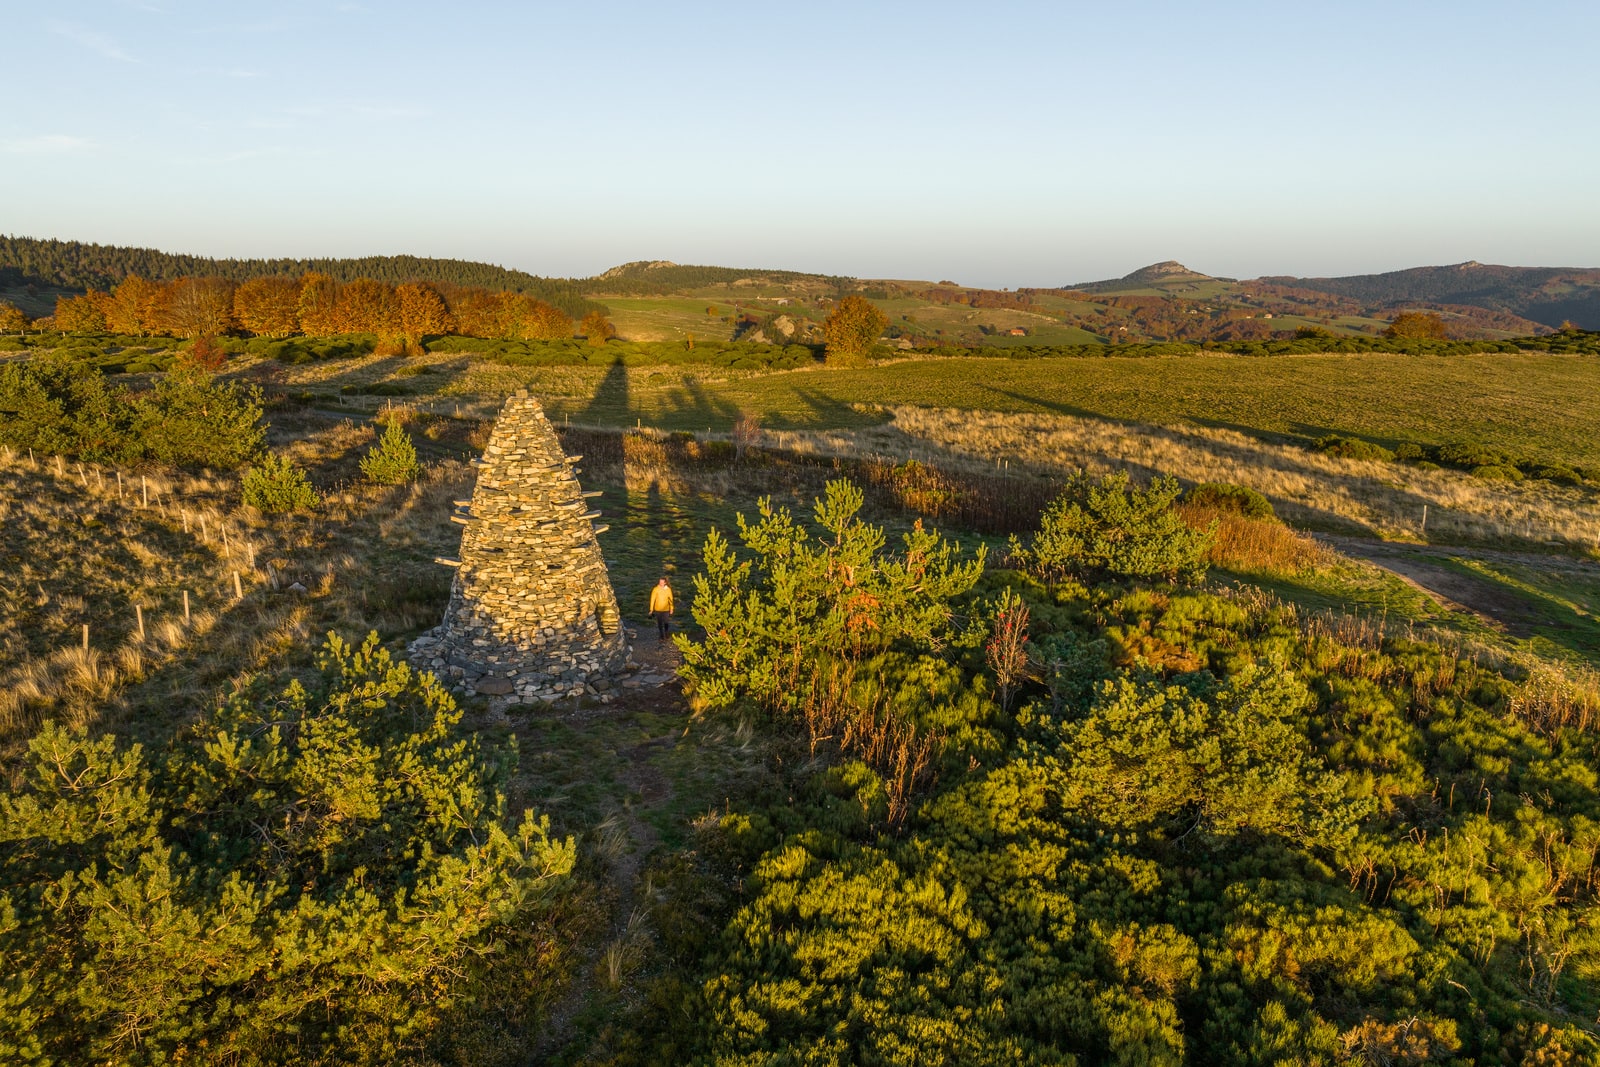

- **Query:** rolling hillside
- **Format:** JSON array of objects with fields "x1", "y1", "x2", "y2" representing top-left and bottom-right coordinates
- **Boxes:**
[{"x1": 1263, "y1": 261, "x2": 1600, "y2": 330}]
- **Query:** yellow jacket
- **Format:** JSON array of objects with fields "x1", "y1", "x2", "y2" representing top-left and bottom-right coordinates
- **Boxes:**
[{"x1": 648, "y1": 584, "x2": 674, "y2": 613}]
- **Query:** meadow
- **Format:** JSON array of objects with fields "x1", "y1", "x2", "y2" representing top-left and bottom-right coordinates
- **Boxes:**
[{"x1": 576, "y1": 351, "x2": 1600, "y2": 466}]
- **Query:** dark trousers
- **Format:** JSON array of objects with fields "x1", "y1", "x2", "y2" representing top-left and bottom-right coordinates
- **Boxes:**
[{"x1": 653, "y1": 611, "x2": 671, "y2": 640}]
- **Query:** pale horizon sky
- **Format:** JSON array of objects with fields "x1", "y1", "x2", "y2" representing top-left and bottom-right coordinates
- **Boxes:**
[{"x1": 3, "y1": 0, "x2": 1596, "y2": 287}]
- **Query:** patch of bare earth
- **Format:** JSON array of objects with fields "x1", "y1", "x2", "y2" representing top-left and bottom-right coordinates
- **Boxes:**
[{"x1": 1327, "y1": 537, "x2": 1593, "y2": 637}]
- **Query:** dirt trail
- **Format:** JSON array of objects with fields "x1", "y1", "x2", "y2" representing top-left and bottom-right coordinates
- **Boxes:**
[
  {"x1": 525, "y1": 620, "x2": 685, "y2": 1064},
  {"x1": 1324, "y1": 536, "x2": 1597, "y2": 637}
]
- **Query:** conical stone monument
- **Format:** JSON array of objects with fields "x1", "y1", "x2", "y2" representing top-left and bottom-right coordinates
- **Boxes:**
[{"x1": 409, "y1": 390, "x2": 630, "y2": 702}]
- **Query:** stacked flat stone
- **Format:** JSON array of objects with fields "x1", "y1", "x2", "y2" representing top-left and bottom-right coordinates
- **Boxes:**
[{"x1": 409, "y1": 390, "x2": 631, "y2": 702}]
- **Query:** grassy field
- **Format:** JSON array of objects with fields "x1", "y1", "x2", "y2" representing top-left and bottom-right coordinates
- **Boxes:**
[
  {"x1": 522, "y1": 351, "x2": 1600, "y2": 468},
  {"x1": 257, "y1": 346, "x2": 1600, "y2": 551}
]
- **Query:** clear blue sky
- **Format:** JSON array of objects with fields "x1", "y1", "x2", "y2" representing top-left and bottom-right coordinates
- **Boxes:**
[{"x1": 3, "y1": 0, "x2": 1596, "y2": 286}]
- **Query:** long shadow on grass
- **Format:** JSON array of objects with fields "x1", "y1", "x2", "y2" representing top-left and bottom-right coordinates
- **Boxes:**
[
  {"x1": 580, "y1": 357, "x2": 632, "y2": 424},
  {"x1": 650, "y1": 375, "x2": 739, "y2": 431}
]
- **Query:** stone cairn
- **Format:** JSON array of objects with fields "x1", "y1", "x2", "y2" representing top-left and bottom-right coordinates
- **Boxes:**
[{"x1": 409, "y1": 390, "x2": 632, "y2": 703}]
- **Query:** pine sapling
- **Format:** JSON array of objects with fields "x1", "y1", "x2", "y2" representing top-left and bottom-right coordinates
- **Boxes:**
[{"x1": 360, "y1": 416, "x2": 420, "y2": 485}]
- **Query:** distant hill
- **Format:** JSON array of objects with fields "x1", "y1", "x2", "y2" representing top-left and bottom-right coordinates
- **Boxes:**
[
  {"x1": 1261, "y1": 262, "x2": 1600, "y2": 330},
  {"x1": 1067, "y1": 261, "x2": 1231, "y2": 293},
  {"x1": 0, "y1": 236, "x2": 602, "y2": 317},
  {"x1": 588, "y1": 260, "x2": 851, "y2": 296}
]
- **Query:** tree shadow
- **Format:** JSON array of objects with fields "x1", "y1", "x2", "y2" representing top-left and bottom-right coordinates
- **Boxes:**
[{"x1": 650, "y1": 375, "x2": 740, "y2": 430}]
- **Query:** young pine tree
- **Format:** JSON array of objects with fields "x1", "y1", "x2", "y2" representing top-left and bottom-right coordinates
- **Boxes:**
[
  {"x1": 360, "y1": 415, "x2": 420, "y2": 485},
  {"x1": 242, "y1": 452, "x2": 319, "y2": 512}
]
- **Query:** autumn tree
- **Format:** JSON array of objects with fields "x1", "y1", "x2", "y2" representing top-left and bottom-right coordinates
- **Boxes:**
[
  {"x1": 396, "y1": 281, "x2": 454, "y2": 351},
  {"x1": 1382, "y1": 310, "x2": 1450, "y2": 339},
  {"x1": 233, "y1": 276, "x2": 302, "y2": 337},
  {"x1": 443, "y1": 287, "x2": 506, "y2": 338},
  {"x1": 823, "y1": 294, "x2": 888, "y2": 365},
  {"x1": 334, "y1": 277, "x2": 401, "y2": 338},
  {"x1": 0, "y1": 301, "x2": 30, "y2": 334},
  {"x1": 581, "y1": 310, "x2": 616, "y2": 346},
  {"x1": 508, "y1": 295, "x2": 572, "y2": 341},
  {"x1": 159, "y1": 276, "x2": 237, "y2": 337},
  {"x1": 100, "y1": 275, "x2": 163, "y2": 335},
  {"x1": 53, "y1": 293, "x2": 107, "y2": 332},
  {"x1": 178, "y1": 334, "x2": 228, "y2": 374},
  {"x1": 297, "y1": 272, "x2": 342, "y2": 335}
]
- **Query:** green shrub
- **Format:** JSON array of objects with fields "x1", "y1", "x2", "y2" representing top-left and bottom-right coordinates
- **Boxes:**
[
  {"x1": 360, "y1": 417, "x2": 421, "y2": 485},
  {"x1": 1413, "y1": 460, "x2": 1442, "y2": 471},
  {"x1": 0, "y1": 355, "x2": 136, "y2": 462},
  {"x1": 1531, "y1": 464, "x2": 1582, "y2": 485},
  {"x1": 1393, "y1": 442, "x2": 1427, "y2": 462},
  {"x1": 678, "y1": 479, "x2": 985, "y2": 717},
  {"x1": 1437, "y1": 440, "x2": 1507, "y2": 469},
  {"x1": 1471, "y1": 463, "x2": 1524, "y2": 482},
  {"x1": 242, "y1": 451, "x2": 320, "y2": 511},
  {"x1": 0, "y1": 633, "x2": 575, "y2": 1065},
  {"x1": 0, "y1": 358, "x2": 262, "y2": 469},
  {"x1": 135, "y1": 366, "x2": 264, "y2": 469},
  {"x1": 1184, "y1": 482, "x2": 1276, "y2": 521},
  {"x1": 1313, "y1": 435, "x2": 1395, "y2": 462},
  {"x1": 1017, "y1": 470, "x2": 1214, "y2": 586},
  {"x1": 259, "y1": 334, "x2": 376, "y2": 364}
]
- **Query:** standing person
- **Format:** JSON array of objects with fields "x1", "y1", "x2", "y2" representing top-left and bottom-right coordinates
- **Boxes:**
[{"x1": 648, "y1": 577, "x2": 674, "y2": 642}]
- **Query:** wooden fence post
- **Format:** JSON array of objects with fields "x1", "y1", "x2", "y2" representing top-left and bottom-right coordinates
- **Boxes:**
[
  {"x1": 183, "y1": 590, "x2": 191, "y2": 624},
  {"x1": 233, "y1": 572, "x2": 243, "y2": 599},
  {"x1": 135, "y1": 604, "x2": 145, "y2": 640},
  {"x1": 82, "y1": 623, "x2": 89, "y2": 651}
]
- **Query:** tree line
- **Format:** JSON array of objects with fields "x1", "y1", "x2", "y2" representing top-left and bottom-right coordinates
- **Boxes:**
[
  {"x1": 0, "y1": 236, "x2": 602, "y2": 317},
  {"x1": 48, "y1": 273, "x2": 586, "y2": 350}
]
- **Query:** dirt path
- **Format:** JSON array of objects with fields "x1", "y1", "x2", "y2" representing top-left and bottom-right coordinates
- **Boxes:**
[
  {"x1": 525, "y1": 620, "x2": 685, "y2": 1063},
  {"x1": 1324, "y1": 536, "x2": 1598, "y2": 637}
]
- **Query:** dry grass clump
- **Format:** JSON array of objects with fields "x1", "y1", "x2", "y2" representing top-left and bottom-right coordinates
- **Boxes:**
[
  {"x1": 1510, "y1": 662, "x2": 1600, "y2": 737},
  {"x1": 789, "y1": 407, "x2": 1600, "y2": 549},
  {"x1": 1177, "y1": 503, "x2": 1338, "y2": 577}
]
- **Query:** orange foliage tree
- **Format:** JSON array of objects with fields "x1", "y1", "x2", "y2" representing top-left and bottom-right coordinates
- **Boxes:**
[
  {"x1": 178, "y1": 334, "x2": 228, "y2": 374},
  {"x1": 335, "y1": 279, "x2": 401, "y2": 344},
  {"x1": 234, "y1": 277, "x2": 302, "y2": 337},
  {"x1": 1383, "y1": 311, "x2": 1450, "y2": 339},
  {"x1": 160, "y1": 276, "x2": 237, "y2": 338},
  {"x1": 0, "y1": 302, "x2": 28, "y2": 333},
  {"x1": 507, "y1": 294, "x2": 572, "y2": 341},
  {"x1": 397, "y1": 281, "x2": 454, "y2": 350},
  {"x1": 823, "y1": 295, "x2": 887, "y2": 365},
  {"x1": 297, "y1": 273, "x2": 342, "y2": 336},
  {"x1": 54, "y1": 293, "x2": 107, "y2": 332},
  {"x1": 100, "y1": 276, "x2": 164, "y2": 335},
  {"x1": 581, "y1": 310, "x2": 616, "y2": 346},
  {"x1": 441, "y1": 287, "x2": 505, "y2": 338}
]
